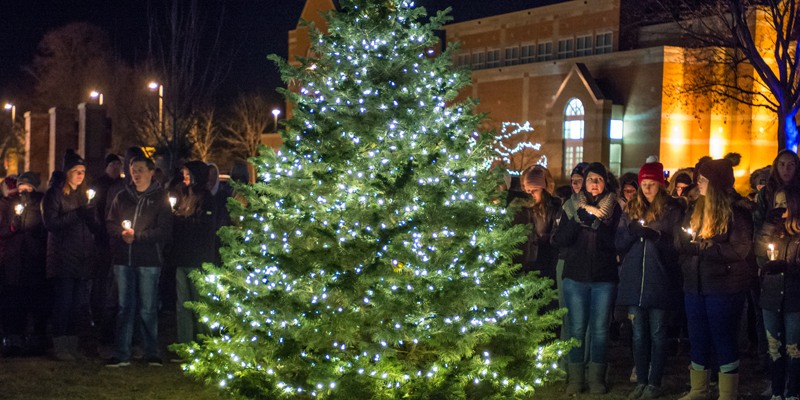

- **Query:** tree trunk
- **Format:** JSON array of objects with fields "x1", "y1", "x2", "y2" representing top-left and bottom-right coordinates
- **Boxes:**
[{"x1": 777, "y1": 108, "x2": 799, "y2": 153}]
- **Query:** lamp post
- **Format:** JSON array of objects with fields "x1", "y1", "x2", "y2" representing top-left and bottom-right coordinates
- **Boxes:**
[
  {"x1": 90, "y1": 91, "x2": 103, "y2": 105},
  {"x1": 272, "y1": 109, "x2": 281, "y2": 133},
  {"x1": 148, "y1": 82, "x2": 165, "y2": 143},
  {"x1": 4, "y1": 103, "x2": 14, "y2": 123}
]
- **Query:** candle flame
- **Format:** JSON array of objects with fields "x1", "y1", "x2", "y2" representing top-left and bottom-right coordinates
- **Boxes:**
[
  {"x1": 122, "y1": 220, "x2": 132, "y2": 230},
  {"x1": 769, "y1": 243, "x2": 774, "y2": 251}
]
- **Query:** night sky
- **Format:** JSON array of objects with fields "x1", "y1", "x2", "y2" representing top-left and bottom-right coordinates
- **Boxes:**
[{"x1": 1, "y1": 0, "x2": 567, "y2": 110}]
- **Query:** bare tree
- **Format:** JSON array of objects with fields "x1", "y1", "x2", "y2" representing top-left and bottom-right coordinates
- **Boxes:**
[
  {"x1": 189, "y1": 109, "x2": 219, "y2": 162},
  {"x1": 222, "y1": 95, "x2": 271, "y2": 161},
  {"x1": 643, "y1": 0, "x2": 800, "y2": 151}
]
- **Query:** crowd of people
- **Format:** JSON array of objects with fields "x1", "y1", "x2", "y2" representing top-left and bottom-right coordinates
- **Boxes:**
[
  {"x1": 0, "y1": 147, "x2": 247, "y2": 368},
  {"x1": 509, "y1": 151, "x2": 800, "y2": 400}
]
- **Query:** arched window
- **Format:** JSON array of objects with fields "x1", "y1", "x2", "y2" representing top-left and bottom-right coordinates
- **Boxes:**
[{"x1": 563, "y1": 98, "x2": 585, "y2": 177}]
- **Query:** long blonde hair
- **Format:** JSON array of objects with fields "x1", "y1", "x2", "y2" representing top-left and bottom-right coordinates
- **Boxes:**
[
  {"x1": 625, "y1": 185, "x2": 669, "y2": 224},
  {"x1": 690, "y1": 184, "x2": 732, "y2": 239}
]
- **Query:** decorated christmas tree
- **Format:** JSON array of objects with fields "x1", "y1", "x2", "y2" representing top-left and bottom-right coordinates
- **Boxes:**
[{"x1": 174, "y1": 1, "x2": 570, "y2": 398}]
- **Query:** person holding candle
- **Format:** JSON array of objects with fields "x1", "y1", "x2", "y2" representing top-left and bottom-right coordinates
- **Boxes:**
[
  {"x1": 0, "y1": 172, "x2": 48, "y2": 357},
  {"x1": 42, "y1": 149, "x2": 99, "y2": 361},
  {"x1": 105, "y1": 155, "x2": 173, "y2": 367},
  {"x1": 552, "y1": 162, "x2": 622, "y2": 395},
  {"x1": 676, "y1": 159, "x2": 754, "y2": 400},
  {"x1": 754, "y1": 185, "x2": 800, "y2": 400},
  {"x1": 616, "y1": 163, "x2": 684, "y2": 399}
]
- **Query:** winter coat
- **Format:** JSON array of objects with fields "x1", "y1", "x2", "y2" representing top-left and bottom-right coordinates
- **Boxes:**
[
  {"x1": 106, "y1": 181, "x2": 173, "y2": 267},
  {"x1": 0, "y1": 192, "x2": 47, "y2": 286},
  {"x1": 169, "y1": 183, "x2": 217, "y2": 269},
  {"x1": 677, "y1": 193, "x2": 755, "y2": 296},
  {"x1": 616, "y1": 197, "x2": 685, "y2": 309},
  {"x1": 42, "y1": 173, "x2": 98, "y2": 279},
  {"x1": 552, "y1": 191, "x2": 622, "y2": 283},
  {"x1": 754, "y1": 220, "x2": 800, "y2": 313},
  {"x1": 510, "y1": 195, "x2": 561, "y2": 282}
]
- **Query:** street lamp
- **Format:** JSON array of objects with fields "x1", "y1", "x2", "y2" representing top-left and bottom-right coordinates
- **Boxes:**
[
  {"x1": 4, "y1": 103, "x2": 14, "y2": 123},
  {"x1": 272, "y1": 109, "x2": 281, "y2": 133},
  {"x1": 90, "y1": 91, "x2": 103, "y2": 105},
  {"x1": 148, "y1": 82, "x2": 165, "y2": 142}
]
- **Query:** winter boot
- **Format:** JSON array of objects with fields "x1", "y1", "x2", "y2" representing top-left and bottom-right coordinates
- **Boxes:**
[
  {"x1": 587, "y1": 362, "x2": 608, "y2": 394},
  {"x1": 567, "y1": 363, "x2": 585, "y2": 395},
  {"x1": 678, "y1": 369, "x2": 711, "y2": 400},
  {"x1": 67, "y1": 336, "x2": 86, "y2": 361},
  {"x1": 717, "y1": 373, "x2": 739, "y2": 400},
  {"x1": 53, "y1": 336, "x2": 75, "y2": 361}
]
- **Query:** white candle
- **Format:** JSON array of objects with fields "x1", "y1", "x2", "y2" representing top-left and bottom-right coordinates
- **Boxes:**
[
  {"x1": 87, "y1": 189, "x2": 96, "y2": 201},
  {"x1": 169, "y1": 197, "x2": 177, "y2": 208},
  {"x1": 769, "y1": 243, "x2": 775, "y2": 251},
  {"x1": 639, "y1": 219, "x2": 645, "y2": 225},
  {"x1": 14, "y1": 204, "x2": 24, "y2": 215},
  {"x1": 122, "y1": 220, "x2": 132, "y2": 230}
]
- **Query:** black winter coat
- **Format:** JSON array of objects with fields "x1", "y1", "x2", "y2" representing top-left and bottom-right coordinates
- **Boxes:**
[
  {"x1": 511, "y1": 195, "x2": 561, "y2": 282},
  {"x1": 552, "y1": 192, "x2": 622, "y2": 283},
  {"x1": 616, "y1": 198, "x2": 685, "y2": 309},
  {"x1": 677, "y1": 194, "x2": 755, "y2": 295},
  {"x1": 42, "y1": 177, "x2": 98, "y2": 279},
  {"x1": 0, "y1": 192, "x2": 47, "y2": 286},
  {"x1": 169, "y1": 185, "x2": 217, "y2": 269},
  {"x1": 754, "y1": 220, "x2": 800, "y2": 312},
  {"x1": 107, "y1": 182, "x2": 173, "y2": 267}
]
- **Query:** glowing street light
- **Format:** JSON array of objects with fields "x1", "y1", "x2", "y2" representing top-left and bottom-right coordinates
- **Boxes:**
[
  {"x1": 4, "y1": 103, "x2": 14, "y2": 122},
  {"x1": 148, "y1": 82, "x2": 165, "y2": 141},
  {"x1": 272, "y1": 109, "x2": 281, "y2": 133},
  {"x1": 90, "y1": 91, "x2": 103, "y2": 105}
]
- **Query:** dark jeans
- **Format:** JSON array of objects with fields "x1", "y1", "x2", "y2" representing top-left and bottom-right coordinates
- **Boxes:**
[
  {"x1": 1, "y1": 284, "x2": 50, "y2": 337},
  {"x1": 113, "y1": 265, "x2": 160, "y2": 361},
  {"x1": 629, "y1": 306, "x2": 668, "y2": 386},
  {"x1": 176, "y1": 267, "x2": 209, "y2": 344},
  {"x1": 763, "y1": 309, "x2": 800, "y2": 398},
  {"x1": 563, "y1": 278, "x2": 616, "y2": 364},
  {"x1": 51, "y1": 277, "x2": 88, "y2": 337},
  {"x1": 684, "y1": 291, "x2": 746, "y2": 372}
]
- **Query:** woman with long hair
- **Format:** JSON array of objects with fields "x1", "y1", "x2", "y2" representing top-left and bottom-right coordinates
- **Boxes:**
[
  {"x1": 677, "y1": 159, "x2": 754, "y2": 400},
  {"x1": 616, "y1": 163, "x2": 684, "y2": 399},
  {"x1": 755, "y1": 150, "x2": 800, "y2": 232},
  {"x1": 552, "y1": 162, "x2": 622, "y2": 395},
  {"x1": 42, "y1": 150, "x2": 98, "y2": 361},
  {"x1": 754, "y1": 184, "x2": 800, "y2": 400}
]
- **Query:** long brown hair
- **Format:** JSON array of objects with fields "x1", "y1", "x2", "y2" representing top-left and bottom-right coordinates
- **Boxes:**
[
  {"x1": 62, "y1": 170, "x2": 88, "y2": 197},
  {"x1": 690, "y1": 184, "x2": 732, "y2": 239},
  {"x1": 779, "y1": 186, "x2": 800, "y2": 235},
  {"x1": 625, "y1": 185, "x2": 669, "y2": 224},
  {"x1": 764, "y1": 150, "x2": 800, "y2": 209}
]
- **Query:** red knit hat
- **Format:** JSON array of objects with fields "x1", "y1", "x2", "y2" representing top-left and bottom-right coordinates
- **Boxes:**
[
  {"x1": 638, "y1": 162, "x2": 665, "y2": 186},
  {"x1": 697, "y1": 159, "x2": 735, "y2": 191}
]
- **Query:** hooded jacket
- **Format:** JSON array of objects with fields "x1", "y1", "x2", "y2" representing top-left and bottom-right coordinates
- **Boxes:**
[
  {"x1": 107, "y1": 181, "x2": 173, "y2": 267},
  {"x1": 677, "y1": 193, "x2": 755, "y2": 295},
  {"x1": 511, "y1": 195, "x2": 561, "y2": 282},
  {"x1": 754, "y1": 219, "x2": 800, "y2": 312},
  {"x1": 616, "y1": 197, "x2": 685, "y2": 309},
  {"x1": 169, "y1": 161, "x2": 217, "y2": 269},
  {"x1": 42, "y1": 171, "x2": 98, "y2": 279},
  {"x1": 0, "y1": 191, "x2": 47, "y2": 286}
]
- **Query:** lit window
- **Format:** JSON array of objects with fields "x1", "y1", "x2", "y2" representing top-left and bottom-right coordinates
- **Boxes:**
[
  {"x1": 504, "y1": 46, "x2": 519, "y2": 66},
  {"x1": 557, "y1": 38, "x2": 573, "y2": 59},
  {"x1": 595, "y1": 32, "x2": 613, "y2": 54},
  {"x1": 563, "y1": 98, "x2": 585, "y2": 177},
  {"x1": 472, "y1": 52, "x2": 485, "y2": 70},
  {"x1": 610, "y1": 119, "x2": 623, "y2": 140},
  {"x1": 537, "y1": 42, "x2": 552, "y2": 61},
  {"x1": 521, "y1": 44, "x2": 536, "y2": 64},
  {"x1": 576, "y1": 35, "x2": 593, "y2": 57},
  {"x1": 609, "y1": 143, "x2": 622, "y2": 177},
  {"x1": 486, "y1": 49, "x2": 500, "y2": 68}
]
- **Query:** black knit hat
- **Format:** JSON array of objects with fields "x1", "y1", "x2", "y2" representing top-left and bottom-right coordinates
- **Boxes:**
[
  {"x1": 17, "y1": 171, "x2": 40, "y2": 189},
  {"x1": 183, "y1": 160, "x2": 210, "y2": 187},
  {"x1": 571, "y1": 162, "x2": 589, "y2": 178},
  {"x1": 583, "y1": 162, "x2": 608, "y2": 181},
  {"x1": 63, "y1": 149, "x2": 85, "y2": 172},
  {"x1": 698, "y1": 159, "x2": 735, "y2": 191},
  {"x1": 105, "y1": 153, "x2": 121, "y2": 165}
]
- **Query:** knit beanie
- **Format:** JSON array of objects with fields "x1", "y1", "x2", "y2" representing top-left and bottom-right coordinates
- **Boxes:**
[
  {"x1": 1, "y1": 176, "x2": 17, "y2": 197},
  {"x1": 583, "y1": 162, "x2": 608, "y2": 181},
  {"x1": 638, "y1": 162, "x2": 665, "y2": 186},
  {"x1": 571, "y1": 162, "x2": 589, "y2": 178},
  {"x1": 183, "y1": 160, "x2": 210, "y2": 188},
  {"x1": 17, "y1": 171, "x2": 40, "y2": 189},
  {"x1": 105, "y1": 153, "x2": 121, "y2": 165},
  {"x1": 524, "y1": 167, "x2": 546, "y2": 189},
  {"x1": 63, "y1": 149, "x2": 85, "y2": 172},
  {"x1": 675, "y1": 173, "x2": 692, "y2": 186},
  {"x1": 697, "y1": 159, "x2": 735, "y2": 191}
]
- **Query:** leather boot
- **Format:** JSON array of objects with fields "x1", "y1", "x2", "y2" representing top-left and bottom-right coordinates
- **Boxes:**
[
  {"x1": 678, "y1": 369, "x2": 711, "y2": 400},
  {"x1": 53, "y1": 336, "x2": 75, "y2": 361},
  {"x1": 717, "y1": 373, "x2": 739, "y2": 400},
  {"x1": 566, "y1": 363, "x2": 585, "y2": 395},
  {"x1": 68, "y1": 336, "x2": 86, "y2": 361},
  {"x1": 587, "y1": 362, "x2": 608, "y2": 394}
]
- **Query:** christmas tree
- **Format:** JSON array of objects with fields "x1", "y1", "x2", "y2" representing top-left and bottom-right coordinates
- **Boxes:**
[{"x1": 173, "y1": 1, "x2": 570, "y2": 398}]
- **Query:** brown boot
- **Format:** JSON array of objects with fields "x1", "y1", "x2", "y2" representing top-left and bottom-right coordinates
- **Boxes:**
[
  {"x1": 717, "y1": 373, "x2": 739, "y2": 400},
  {"x1": 587, "y1": 362, "x2": 608, "y2": 394},
  {"x1": 678, "y1": 369, "x2": 711, "y2": 400},
  {"x1": 566, "y1": 363, "x2": 585, "y2": 395}
]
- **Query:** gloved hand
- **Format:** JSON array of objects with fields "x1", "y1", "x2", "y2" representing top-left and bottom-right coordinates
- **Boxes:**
[
  {"x1": 762, "y1": 260, "x2": 788, "y2": 275},
  {"x1": 629, "y1": 221, "x2": 660, "y2": 242},
  {"x1": 576, "y1": 208, "x2": 597, "y2": 225},
  {"x1": 77, "y1": 206, "x2": 95, "y2": 223},
  {"x1": 766, "y1": 207, "x2": 787, "y2": 225}
]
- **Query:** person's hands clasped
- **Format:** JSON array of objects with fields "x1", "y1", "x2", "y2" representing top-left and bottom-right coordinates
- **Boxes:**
[
  {"x1": 629, "y1": 220, "x2": 660, "y2": 242},
  {"x1": 576, "y1": 208, "x2": 597, "y2": 225},
  {"x1": 122, "y1": 228, "x2": 135, "y2": 244}
]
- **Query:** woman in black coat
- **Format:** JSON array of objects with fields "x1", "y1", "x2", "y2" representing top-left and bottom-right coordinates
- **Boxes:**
[
  {"x1": 42, "y1": 150, "x2": 98, "y2": 361},
  {"x1": 615, "y1": 163, "x2": 684, "y2": 399},
  {"x1": 754, "y1": 184, "x2": 800, "y2": 400}
]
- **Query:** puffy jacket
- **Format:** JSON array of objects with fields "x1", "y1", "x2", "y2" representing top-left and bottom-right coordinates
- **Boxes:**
[
  {"x1": 754, "y1": 220, "x2": 800, "y2": 312},
  {"x1": 106, "y1": 181, "x2": 173, "y2": 267},
  {"x1": 552, "y1": 191, "x2": 622, "y2": 283},
  {"x1": 677, "y1": 194, "x2": 755, "y2": 295},
  {"x1": 0, "y1": 192, "x2": 47, "y2": 286},
  {"x1": 42, "y1": 173, "x2": 98, "y2": 279},
  {"x1": 616, "y1": 197, "x2": 685, "y2": 309},
  {"x1": 511, "y1": 195, "x2": 561, "y2": 282},
  {"x1": 169, "y1": 183, "x2": 216, "y2": 269}
]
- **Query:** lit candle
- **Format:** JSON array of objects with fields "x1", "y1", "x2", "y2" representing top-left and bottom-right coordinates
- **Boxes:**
[
  {"x1": 639, "y1": 219, "x2": 645, "y2": 225},
  {"x1": 15, "y1": 204, "x2": 24, "y2": 215},
  {"x1": 769, "y1": 243, "x2": 775, "y2": 251},
  {"x1": 768, "y1": 243, "x2": 778, "y2": 261},
  {"x1": 122, "y1": 220, "x2": 132, "y2": 230},
  {"x1": 169, "y1": 197, "x2": 177, "y2": 209},
  {"x1": 87, "y1": 189, "x2": 96, "y2": 201}
]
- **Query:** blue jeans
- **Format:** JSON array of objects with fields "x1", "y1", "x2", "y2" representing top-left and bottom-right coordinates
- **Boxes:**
[
  {"x1": 563, "y1": 278, "x2": 616, "y2": 364},
  {"x1": 113, "y1": 265, "x2": 160, "y2": 361},
  {"x1": 684, "y1": 292, "x2": 746, "y2": 372},
  {"x1": 763, "y1": 309, "x2": 800, "y2": 398},
  {"x1": 629, "y1": 306, "x2": 668, "y2": 386},
  {"x1": 176, "y1": 267, "x2": 209, "y2": 344},
  {"x1": 51, "y1": 278, "x2": 87, "y2": 337}
]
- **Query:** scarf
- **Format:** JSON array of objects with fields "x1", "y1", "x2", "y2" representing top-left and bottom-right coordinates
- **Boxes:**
[{"x1": 563, "y1": 191, "x2": 617, "y2": 228}]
